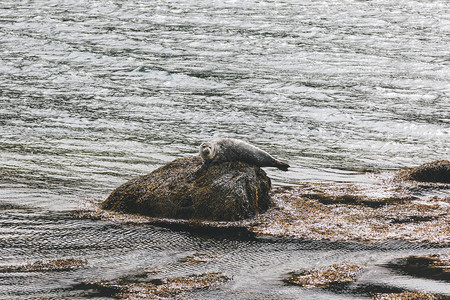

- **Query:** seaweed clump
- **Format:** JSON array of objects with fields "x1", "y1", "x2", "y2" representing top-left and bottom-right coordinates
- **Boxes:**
[
  {"x1": 0, "y1": 258, "x2": 87, "y2": 272},
  {"x1": 83, "y1": 272, "x2": 231, "y2": 299},
  {"x1": 102, "y1": 156, "x2": 272, "y2": 221},
  {"x1": 371, "y1": 291, "x2": 447, "y2": 300},
  {"x1": 385, "y1": 254, "x2": 450, "y2": 281},
  {"x1": 252, "y1": 180, "x2": 449, "y2": 243},
  {"x1": 398, "y1": 160, "x2": 450, "y2": 183},
  {"x1": 178, "y1": 252, "x2": 219, "y2": 264},
  {"x1": 283, "y1": 262, "x2": 448, "y2": 299},
  {"x1": 284, "y1": 264, "x2": 363, "y2": 288}
]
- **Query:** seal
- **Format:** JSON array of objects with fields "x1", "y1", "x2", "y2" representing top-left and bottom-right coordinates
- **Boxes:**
[{"x1": 199, "y1": 138, "x2": 290, "y2": 171}]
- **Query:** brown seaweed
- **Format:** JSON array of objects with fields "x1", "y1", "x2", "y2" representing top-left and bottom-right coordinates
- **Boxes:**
[
  {"x1": 385, "y1": 254, "x2": 450, "y2": 282},
  {"x1": 0, "y1": 258, "x2": 87, "y2": 272},
  {"x1": 284, "y1": 264, "x2": 363, "y2": 288},
  {"x1": 81, "y1": 272, "x2": 231, "y2": 299}
]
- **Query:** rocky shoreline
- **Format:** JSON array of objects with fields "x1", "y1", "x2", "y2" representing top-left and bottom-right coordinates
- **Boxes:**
[
  {"x1": 252, "y1": 179, "x2": 449, "y2": 244},
  {"x1": 67, "y1": 160, "x2": 450, "y2": 299},
  {"x1": 98, "y1": 159, "x2": 449, "y2": 245}
]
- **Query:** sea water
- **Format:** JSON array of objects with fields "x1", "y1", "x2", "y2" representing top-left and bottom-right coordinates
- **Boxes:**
[{"x1": 1, "y1": 0, "x2": 449, "y2": 298}]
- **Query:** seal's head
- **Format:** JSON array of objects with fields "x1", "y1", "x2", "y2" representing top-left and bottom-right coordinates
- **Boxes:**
[{"x1": 199, "y1": 142, "x2": 215, "y2": 161}]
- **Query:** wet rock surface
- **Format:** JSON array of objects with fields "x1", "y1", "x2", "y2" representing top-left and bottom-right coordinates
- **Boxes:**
[{"x1": 102, "y1": 156, "x2": 272, "y2": 221}]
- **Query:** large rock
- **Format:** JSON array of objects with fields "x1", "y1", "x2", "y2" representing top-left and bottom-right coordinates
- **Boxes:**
[{"x1": 101, "y1": 156, "x2": 272, "y2": 221}]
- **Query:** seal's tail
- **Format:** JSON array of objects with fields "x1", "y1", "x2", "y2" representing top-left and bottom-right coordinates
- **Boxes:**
[{"x1": 276, "y1": 161, "x2": 290, "y2": 171}]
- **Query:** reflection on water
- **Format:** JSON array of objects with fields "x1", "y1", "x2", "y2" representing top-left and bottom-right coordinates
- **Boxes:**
[{"x1": 0, "y1": 0, "x2": 449, "y2": 298}]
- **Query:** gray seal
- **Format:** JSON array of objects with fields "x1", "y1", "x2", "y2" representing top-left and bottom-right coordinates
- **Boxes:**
[{"x1": 199, "y1": 138, "x2": 290, "y2": 171}]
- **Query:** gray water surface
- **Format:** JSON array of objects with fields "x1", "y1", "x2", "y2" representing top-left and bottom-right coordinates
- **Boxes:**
[{"x1": 1, "y1": 0, "x2": 449, "y2": 298}]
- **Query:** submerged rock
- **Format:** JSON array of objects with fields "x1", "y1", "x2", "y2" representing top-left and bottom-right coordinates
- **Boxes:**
[{"x1": 102, "y1": 156, "x2": 272, "y2": 221}]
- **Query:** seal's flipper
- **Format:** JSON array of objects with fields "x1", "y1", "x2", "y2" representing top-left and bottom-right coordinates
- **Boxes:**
[{"x1": 276, "y1": 161, "x2": 290, "y2": 171}]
